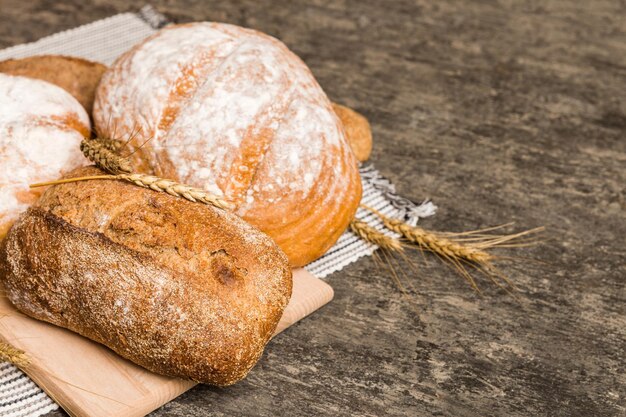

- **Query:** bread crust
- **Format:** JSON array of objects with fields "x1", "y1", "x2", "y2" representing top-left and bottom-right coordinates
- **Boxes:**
[
  {"x1": 94, "y1": 23, "x2": 362, "y2": 267},
  {"x1": 0, "y1": 73, "x2": 90, "y2": 240},
  {"x1": 0, "y1": 55, "x2": 107, "y2": 114},
  {"x1": 332, "y1": 103, "x2": 373, "y2": 162},
  {"x1": 0, "y1": 166, "x2": 292, "y2": 386}
]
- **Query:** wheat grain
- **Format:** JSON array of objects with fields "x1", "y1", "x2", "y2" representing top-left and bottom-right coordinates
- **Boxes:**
[
  {"x1": 31, "y1": 174, "x2": 233, "y2": 211},
  {"x1": 80, "y1": 139, "x2": 131, "y2": 174},
  {"x1": 0, "y1": 342, "x2": 30, "y2": 369},
  {"x1": 349, "y1": 219, "x2": 403, "y2": 251},
  {"x1": 118, "y1": 173, "x2": 232, "y2": 210},
  {"x1": 383, "y1": 217, "x2": 493, "y2": 265},
  {"x1": 93, "y1": 136, "x2": 124, "y2": 152},
  {"x1": 360, "y1": 204, "x2": 544, "y2": 292},
  {"x1": 0, "y1": 340, "x2": 131, "y2": 404}
]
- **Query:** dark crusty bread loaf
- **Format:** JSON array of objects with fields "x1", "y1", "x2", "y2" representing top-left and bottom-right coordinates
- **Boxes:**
[{"x1": 0, "y1": 166, "x2": 292, "y2": 386}]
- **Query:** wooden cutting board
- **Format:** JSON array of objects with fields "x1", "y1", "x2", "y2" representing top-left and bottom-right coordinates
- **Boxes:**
[{"x1": 0, "y1": 268, "x2": 332, "y2": 417}]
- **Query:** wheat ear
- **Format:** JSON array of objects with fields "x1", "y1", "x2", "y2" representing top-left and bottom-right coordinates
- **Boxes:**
[
  {"x1": 0, "y1": 341, "x2": 30, "y2": 369},
  {"x1": 0, "y1": 339, "x2": 132, "y2": 404},
  {"x1": 361, "y1": 205, "x2": 542, "y2": 265},
  {"x1": 72, "y1": 136, "x2": 232, "y2": 210},
  {"x1": 118, "y1": 173, "x2": 232, "y2": 209},
  {"x1": 361, "y1": 204, "x2": 543, "y2": 290},
  {"x1": 93, "y1": 136, "x2": 124, "y2": 152},
  {"x1": 384, "y1": 217, "x2": 494, "y2": 265},
  {"x1": 31, "y1": 174, "x2": 233, "y2": 211},
  {"x1": 80, "y1": 139, "x2": 131, "y2": 174},
  {"x1": 349, "y1": 219, "x2": 403, "y2": 251}
]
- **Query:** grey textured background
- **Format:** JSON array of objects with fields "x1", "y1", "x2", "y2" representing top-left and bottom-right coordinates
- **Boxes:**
[{"x1": 0, "y1": 1, "x2": 624, "y2": 416}]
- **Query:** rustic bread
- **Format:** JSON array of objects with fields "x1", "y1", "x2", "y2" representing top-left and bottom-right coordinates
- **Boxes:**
[
  {"x1": 93, "y1": 22, "x2": 362, "y2": 267},
  {"x1": 0, "y1": 55, "x2": 107, "y2": 114},
  {"x1": 332, "y1": 103, "x2": 372, "y2": 162},
  {"x1": 0, "y1": 73, "x2": 90, "y2": 240},
  {"x1": 0, "y1": 166, "x2": 292, "y2": 386}
]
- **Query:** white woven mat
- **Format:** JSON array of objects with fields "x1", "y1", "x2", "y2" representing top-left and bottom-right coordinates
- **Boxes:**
[{"x1": 0, "y1": 6, "x2": 434, "y2": 416}]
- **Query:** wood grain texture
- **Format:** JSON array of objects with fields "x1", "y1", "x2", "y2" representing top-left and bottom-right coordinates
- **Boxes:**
[
  {"x1": 0, "y1": 269, "x2": 332, "y2": 417},
  {"x1": 0, "y1": 1, "x2": 624, "y2": 416}
]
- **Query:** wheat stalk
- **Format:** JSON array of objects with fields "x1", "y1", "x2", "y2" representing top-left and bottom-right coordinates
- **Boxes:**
[
  {"x1": 349, "y1": 219, "x2": 403, "y2": 251},
  {"x1": 360, "y1": 205, "x2": 544, "y2": 291},
  {"x1": 119, "y1": 173, "x2": 232, "y2": 209},
  {"x1": 0, "y1": 339, "x2": 132, "y2": 404},
  {"x1": 31, "y1": 174, "x2": 233, "y2": 210},
  {"x1": 80, "y1": 139, "x2": 131, "y2": 174},
  {"x1": 0, "y1": 341, "x2": 30, "y2": 369},
  {"x1": 61, "y1": 136, "x2": 233, "y2": 210},
  {"x1": 384, "y1": 217, "x2": 494, "y2": 265},
  {"x1": 360, "y1": 205, "x2": 542, "y2": 266}
]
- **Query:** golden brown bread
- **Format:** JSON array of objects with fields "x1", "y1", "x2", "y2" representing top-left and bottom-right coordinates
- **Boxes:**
[
  {"x1": 332, "y1": 103, "x2": 373, "y2": 162},
  {"x1": 0, "y1": 166, "x2": 292, "y2": 386},
  {"x1": 0, "y1": 55, "x2": 107, "y2": 114},
  {"x1": 93, "y1": 23, "x2": 362, "y2": 268}
]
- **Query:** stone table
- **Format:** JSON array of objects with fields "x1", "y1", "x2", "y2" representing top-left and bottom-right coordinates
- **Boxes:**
[{"x1": 0, "y1": 1, "x2": 624, "y2": 416}]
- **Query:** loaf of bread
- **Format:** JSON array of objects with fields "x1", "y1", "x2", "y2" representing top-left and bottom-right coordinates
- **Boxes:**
[
  {"x1": 0, "y1": 166, "x2": 292, "y2": 386},
  {"x1": 93, "y1": 22, "x2": 362, "y2": 267},
  {"x1": 0, "y1": 73, "x2": 89, "y2": 239},
  {"x1": 0, "y1": 55, "x2": 372, "y2": 160},
  {"x1": 0, "y1": 55, "x2": 107, "y2": 114},
  {"x1": 332, "y1": 103, "x2": 372, "y2": 162}
]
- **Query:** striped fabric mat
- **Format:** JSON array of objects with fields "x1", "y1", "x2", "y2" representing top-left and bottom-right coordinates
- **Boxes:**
[{"x1": 0, "y1": 6, "x2": 434, "y2": 416}]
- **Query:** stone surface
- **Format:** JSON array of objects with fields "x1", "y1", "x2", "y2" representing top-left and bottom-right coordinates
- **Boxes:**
[{"x1": 0, "y1": 1, "x2": 624, "y2": 416}]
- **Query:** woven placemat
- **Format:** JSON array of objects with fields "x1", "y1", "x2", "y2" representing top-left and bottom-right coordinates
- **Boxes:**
[{"x1": 0, "y1": 6, "x2": 434, "y2": 416}]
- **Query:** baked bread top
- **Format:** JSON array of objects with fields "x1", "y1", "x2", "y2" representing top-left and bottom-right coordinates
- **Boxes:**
[
  {"x1": 0, "y1": 55, "x2": 107, "y2": 114},
  {"x1": 0, "y1": 73, "x2": 89, "y2": 239},
  {"x1": 94, "y1": 22, "x2": 362, "y2": 267},
  {"x1": 1, "y1": 166, "x2": 292, "y2": 385}
]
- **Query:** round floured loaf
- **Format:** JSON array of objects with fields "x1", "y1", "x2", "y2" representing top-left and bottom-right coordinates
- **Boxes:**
[
  {"x1": 0, "y1": 55, "x2": 107, "y2": 114},
  {"x1": 93, "y1": 22, "x2": 362, "y2": 267},
  {"x1": 0, "y1": 73, "x2": 90, "y2": 239},
  {"x1": 0, "y1": 166, "x2": 292, "y2": 386}
]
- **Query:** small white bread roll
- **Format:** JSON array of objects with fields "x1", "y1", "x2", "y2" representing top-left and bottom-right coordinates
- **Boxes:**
[{"x1": 0, "y1": 73, "x2": 90, "y2": 238}]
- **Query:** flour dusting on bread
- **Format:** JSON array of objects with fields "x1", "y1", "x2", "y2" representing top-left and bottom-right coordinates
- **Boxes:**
[
  {"x1": 94, "y1": 23, "x2": 362, "y2": 266},
  {"x1": 0, "y1": 74, "x2": 90, "y2": 236}
]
